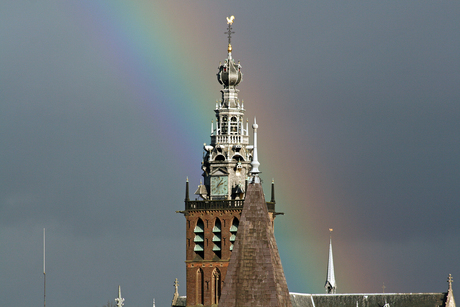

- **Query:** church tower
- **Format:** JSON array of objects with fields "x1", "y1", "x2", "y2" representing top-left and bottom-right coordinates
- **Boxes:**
[{"x1": 179, "y1": 17, "x2": 278, "y2": 307}]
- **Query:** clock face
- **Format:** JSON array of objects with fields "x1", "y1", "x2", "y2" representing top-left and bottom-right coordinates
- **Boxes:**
[{"x1": 211, "y1": 176, "x2": 228, "y2": 196}]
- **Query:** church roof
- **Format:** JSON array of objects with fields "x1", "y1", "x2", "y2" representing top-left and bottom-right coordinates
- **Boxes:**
[
  {"x1": 290, "y1": 292, "x2": 447, "y2": 307},
  {"x1": 172, "y1": 296, "x2": 186, "y2": 307},
  {"x1": 172, "y1": 292, "x2": 450, "y2": 307},
  {"x1": 218, "y1": 182, "x2": 292, "y2": 307}
]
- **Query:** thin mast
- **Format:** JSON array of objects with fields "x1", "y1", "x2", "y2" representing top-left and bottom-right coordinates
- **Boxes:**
[{"x1": 43, "y1": 228, "x2": 46, "y2": 307}]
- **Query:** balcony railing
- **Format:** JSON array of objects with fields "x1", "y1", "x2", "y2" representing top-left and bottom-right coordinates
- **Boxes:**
[
  {"x1": 185, "y1": 199, "x2": 275, "y2": 212},
  {"x1": 211, "y1": 135, "x2": 249, "y2": 145}
]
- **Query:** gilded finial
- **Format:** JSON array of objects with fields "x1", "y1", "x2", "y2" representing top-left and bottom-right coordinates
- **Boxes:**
[{"x1": 226, "y1": 15, "x2": 235, "y2": 24}]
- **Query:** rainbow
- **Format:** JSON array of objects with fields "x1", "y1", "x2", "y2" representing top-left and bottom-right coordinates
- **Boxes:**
[{"x1": 57, "y1": 1, "x2": 366, "y2": 295}]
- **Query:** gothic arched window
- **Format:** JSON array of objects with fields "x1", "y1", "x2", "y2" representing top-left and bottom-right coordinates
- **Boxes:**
[
  {"x1": 196, "y1": 268, "x2": 204, "y2": 305},
  {"x1": 212, "y1": 268, "x2": 221, "y2": 304}
]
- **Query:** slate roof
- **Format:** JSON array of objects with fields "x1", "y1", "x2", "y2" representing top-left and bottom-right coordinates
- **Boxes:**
[
  {"x1": 172, "y1": 292, "x2": 450, "y2": 307},
  {"x1": 218, "y1": 182, "x2": 292, "y2": 307},
  {"x1": 290, "y1": 292, "x2": 447, "y2": 307},
  {"x1": 172, "y1": 296, "x2": 186, "y2": 307}
]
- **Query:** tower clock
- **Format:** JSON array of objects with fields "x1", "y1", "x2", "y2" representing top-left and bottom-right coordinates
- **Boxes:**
[{"x1": 211, "y1": 176, "x2": 228, "y2": 197}]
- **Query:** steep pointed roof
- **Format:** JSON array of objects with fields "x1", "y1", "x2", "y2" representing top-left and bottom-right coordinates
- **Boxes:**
[
  {"x1": 218, "y1": 182, "x2": 292, "y2": 307},
  {"x1": 115, "y1": 285, "x2": 124, "y2": 307},
  {"x1": 446, "y1": 274, "x2": 456, "y2": 307},
  {"x1": 325, "y1": 232, "x2": 337, "y2": 294}
]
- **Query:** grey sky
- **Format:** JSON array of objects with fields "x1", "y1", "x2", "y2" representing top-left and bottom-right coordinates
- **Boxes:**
[{"x1": 1, "y1": 1, "x2": 459, "y2": 307}]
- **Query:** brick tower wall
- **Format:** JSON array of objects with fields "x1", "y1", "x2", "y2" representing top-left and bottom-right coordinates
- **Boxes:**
[{"x1": 183, "y1": 203, "x2": 276, "y2": 307}]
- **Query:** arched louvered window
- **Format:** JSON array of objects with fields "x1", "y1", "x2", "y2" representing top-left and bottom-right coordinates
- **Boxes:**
[
  {"x1": 194, "y1": 219, "x2": 204, "y2": 259},
  {"x1": 230, "y1": 218, "x2": 239, "y2": 251},
  {"x1": 212, "y1": 218, "x2": 222, "y2": 259},
  {"x1": 212, "y1": 268, "x2": 221, "y2": 304}
]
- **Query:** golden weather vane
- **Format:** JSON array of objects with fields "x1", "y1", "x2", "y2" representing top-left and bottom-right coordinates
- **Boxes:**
[
  {"x1": 225, "y1": 15, "x2": 235, "y2": 50},
  {"x1": 226, "y1": 15, "x2": 235, "y2": 25}
]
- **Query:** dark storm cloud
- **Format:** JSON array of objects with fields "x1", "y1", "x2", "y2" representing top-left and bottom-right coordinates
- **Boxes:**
[{"x1": 1, "y1": 1, "x2": 459, "y2": 306}]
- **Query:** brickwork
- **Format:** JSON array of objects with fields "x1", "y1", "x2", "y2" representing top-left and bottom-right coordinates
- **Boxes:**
[
  {"x1": 183, "y1": 202, "x2": 276, "y2": 307},
  {"x1": 185, "y1": 209, "x2": 240, "y2": 307}
]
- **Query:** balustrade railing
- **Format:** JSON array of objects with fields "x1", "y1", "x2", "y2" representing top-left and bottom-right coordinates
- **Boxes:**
[
  {"x1": 211, "y1": 135, "x2": 249, "y2": 145},
  {"x1": 185, "y1": 199, "x2": 275, "y2": 212}
]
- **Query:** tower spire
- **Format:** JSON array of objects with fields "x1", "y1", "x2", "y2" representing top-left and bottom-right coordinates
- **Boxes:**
[
  {"x1": 115, "y1": 285, "x2": 125, "y2": 307},
  {"x1": 185, "y1": 177, "x2": 189, "y2": 201},
  {"x1": 171, "y1": 278, "x2": 180, "y2": 306},
  {"x1": 216, "y1": 15, "x2": 242, "y2": 110},
  {"x1": 179, "y1": 17, "x2": 281, "y2": 306},
  {"x1": 446, "y1": 274, "x2": 456, "y2": 307},
  {"x1": 250, "y1": 117, "x2": 261, "y2": 183},
  {"x1": 325, "y1": 228, "x2": 337, "y2": 294}
]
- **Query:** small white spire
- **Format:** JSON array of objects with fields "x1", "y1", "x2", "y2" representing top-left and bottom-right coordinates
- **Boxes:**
[
  {"x1": 115, "y1": 285, "x2": 125, "y2": 307},
  {"x1": 250, "y1": 117, "x2": 261, "y2": 183},
  {"x1": 446, "y1": 274, "x2": 456, "y2": 307},
  {"x1": 325, "y1": 229, "x2": 337, "y2": 294},
  {"x1": 171, "y1": 278, "x2": 180, "y2": 306}
]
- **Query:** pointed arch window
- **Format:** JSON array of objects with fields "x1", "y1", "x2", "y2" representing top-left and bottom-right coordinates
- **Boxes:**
[
  {"x1": 194, "y1": 219, "x2": 205, "y2": 259},
  {"x1": 196, "y1": 268, "x2": 204, "y2": 305},
  {"x1": 212, "y1": 268, "x2": 221, "y2": 304}
]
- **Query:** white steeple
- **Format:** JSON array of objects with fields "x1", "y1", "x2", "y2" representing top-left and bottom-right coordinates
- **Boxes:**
[
  {"x1": 250, "y1": 117, "x2": 261, "y2": 183},
  {"x1": 446, "y1": 274, "x2": 456, "y2": 307},
  {"x1": 115, "y1": 285, "x2": 124, "y2": 307},
  {"x1": 325, "y1": 228, "x2": 337, "y2": 294}
]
